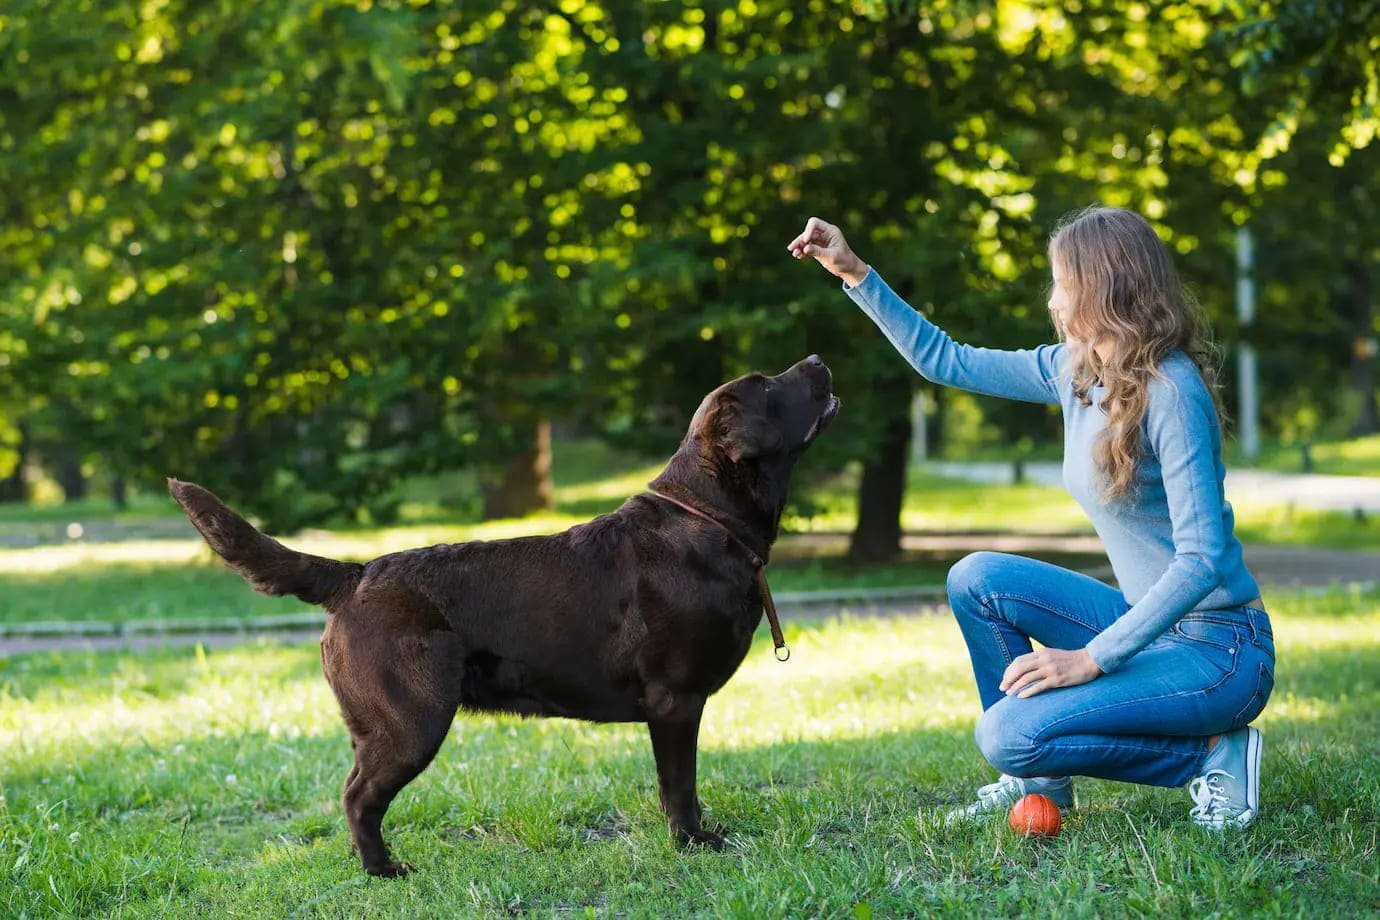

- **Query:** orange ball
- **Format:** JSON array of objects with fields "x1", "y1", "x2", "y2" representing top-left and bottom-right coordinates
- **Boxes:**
[{"x1": 1008, "y1": 793, "x2": 1062, "y2": 838}]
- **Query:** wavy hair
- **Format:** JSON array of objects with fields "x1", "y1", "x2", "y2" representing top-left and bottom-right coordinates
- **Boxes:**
[{"x1": 1049, "y1": 206, "x2": 1224, "y2": 502}]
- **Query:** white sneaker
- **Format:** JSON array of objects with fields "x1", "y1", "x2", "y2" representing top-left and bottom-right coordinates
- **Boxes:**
[
  {"x1": 1188, "y1": 726, "x2": 1262, "y2": 829},
  {"x1": 944, "y1": 774, "x2": 1075, "y2": 825}
]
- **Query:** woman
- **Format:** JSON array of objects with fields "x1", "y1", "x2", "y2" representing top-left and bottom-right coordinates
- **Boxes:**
[{"x1": 788, "y1": 207, "x2": 1274, "y2": 829}]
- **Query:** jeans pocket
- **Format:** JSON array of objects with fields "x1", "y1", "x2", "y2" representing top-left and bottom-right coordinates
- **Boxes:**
[
  {"x1": 1230, "y1": 661, "x2": 1274, "y2": 730},
  {"x1": 1172, "y1": 618, "x2": 1240, "y2": 655}
]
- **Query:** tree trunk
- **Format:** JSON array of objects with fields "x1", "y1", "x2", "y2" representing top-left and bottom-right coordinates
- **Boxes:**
[
  {"x1": 111, "y1": 472, "x2": 128, "y2": 510},
  {"x1": 850, "y1": 374, "x2": 913, "y2": 561},
  {"x1": 927, "y1": 385, "x2": 947, "y2": 458},
  {"x1": 54, "y1": 444, "x2": 88, "y2": 502},
  {"x1": 481, "y1": 419, "x2": 553, "y2": 520},
  {"x1": 1348, "y1": 259, "x2": 1378, "y2": 436}
]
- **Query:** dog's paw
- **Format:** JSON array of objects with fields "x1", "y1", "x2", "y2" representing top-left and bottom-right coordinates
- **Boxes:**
[
  {"x1": 674, "y1": 826, "x2": 727, "y2": 851},
  {"x1": 365, "y1": 860, "x2": 412, "y2": 878}
]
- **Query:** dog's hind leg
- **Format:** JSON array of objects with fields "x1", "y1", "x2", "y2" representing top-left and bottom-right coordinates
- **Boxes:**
[
  {"x1": 646, "y1": 694, "x2": 724, "y2": 850},
  {"x1": 342, "y1": 696, "x2": 455, "y2": 877},
  {"x1": 325, "y1": 619, "x2": 462, "y2": 877}
]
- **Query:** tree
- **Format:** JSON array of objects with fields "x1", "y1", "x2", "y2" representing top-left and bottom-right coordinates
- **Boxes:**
[{"x1": 2, "y1": 0, "x2": 1371, "y2": 540}]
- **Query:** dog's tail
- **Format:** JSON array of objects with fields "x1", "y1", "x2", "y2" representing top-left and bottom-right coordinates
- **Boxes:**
[{"x1": 168, "y1": 478, "x2": 362, "y2": 608}]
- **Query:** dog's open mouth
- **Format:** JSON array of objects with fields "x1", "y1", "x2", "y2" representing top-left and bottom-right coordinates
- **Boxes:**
[{"x1": 805, "y1": 394, "x2": 841, "y2": 443}]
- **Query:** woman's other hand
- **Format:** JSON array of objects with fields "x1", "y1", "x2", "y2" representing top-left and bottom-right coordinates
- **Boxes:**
[
  {"x1": 787, "y1": 217, "x2": 870, "y2": 286},
  {"x1": 1000, "y1": 648, "x2": 1104, "y2": 699}
]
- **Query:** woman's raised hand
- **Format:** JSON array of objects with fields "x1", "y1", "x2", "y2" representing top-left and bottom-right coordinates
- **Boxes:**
[{"x1": 787, "y1": 217, "x2": 869, "y2": 286}]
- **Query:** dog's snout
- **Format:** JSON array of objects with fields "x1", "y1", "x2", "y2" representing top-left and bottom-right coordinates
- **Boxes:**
[
  {"x1": 790, "y1": 354, "x2": 830, "y2": 379},
  {"x1": 806, "y1": 355, "x2": 832, "y2": 394},
  {"x1": 778, "y1": 355, "x2": 833, "y2": 395}
]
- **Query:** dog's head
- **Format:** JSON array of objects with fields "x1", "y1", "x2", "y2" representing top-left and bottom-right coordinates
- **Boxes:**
[
  {"x1": 650, "y1": 355, "x2": 840, "y2": 547},
  {"x1": 688, "y1": 354, "x2": 841, "y2": 466}
]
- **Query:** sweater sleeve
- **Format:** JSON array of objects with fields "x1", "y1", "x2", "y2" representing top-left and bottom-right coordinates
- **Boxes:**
[
  {"x1": 1084, "y1": 372, "x2": 1231, "y2": 672},
  {"x1": 843, "y1": 268, "x2": 1065, "y2": 405}
]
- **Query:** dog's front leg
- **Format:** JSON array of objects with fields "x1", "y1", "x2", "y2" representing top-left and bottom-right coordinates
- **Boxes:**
[{"x1": 647, "y1": 699, "x2": 725, "y2": 849}]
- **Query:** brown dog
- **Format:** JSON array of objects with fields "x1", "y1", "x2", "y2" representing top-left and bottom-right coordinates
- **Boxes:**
[{"x1": 169, "y1": 355, "x2": 839, "y2": 876}]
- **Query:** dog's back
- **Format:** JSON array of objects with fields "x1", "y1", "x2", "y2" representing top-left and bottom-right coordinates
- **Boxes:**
[{"x1": 341, "y1": 514, "x2": 650, "y2": 721}]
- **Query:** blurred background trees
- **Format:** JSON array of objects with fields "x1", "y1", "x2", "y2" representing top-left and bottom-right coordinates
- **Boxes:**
[{"x1": 1, "y1": 0, "x2": 1375, "y2": 551}]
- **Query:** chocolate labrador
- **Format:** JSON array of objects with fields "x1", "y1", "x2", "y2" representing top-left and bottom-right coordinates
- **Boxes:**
[{"x1": 169, "y1": 355, "x2": 839, "y2": 876}]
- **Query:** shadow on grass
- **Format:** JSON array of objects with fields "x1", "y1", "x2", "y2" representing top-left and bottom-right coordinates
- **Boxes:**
[
  {"x1": 3, "y1": 715, "x2": 974, "y2": 918},
  {"x1": 9, "y1": 667, "x2": 1378, "y2": 920}
]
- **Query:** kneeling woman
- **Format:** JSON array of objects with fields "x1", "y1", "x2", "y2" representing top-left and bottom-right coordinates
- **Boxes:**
[{"x1": 788, "y1": 206, "x2": 1274, "y2": 829}]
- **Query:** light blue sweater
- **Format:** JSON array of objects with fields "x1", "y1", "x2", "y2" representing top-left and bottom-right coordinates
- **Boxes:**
[{"x1": 844, "y1": 269, "x2": 1262, "y2": 673}]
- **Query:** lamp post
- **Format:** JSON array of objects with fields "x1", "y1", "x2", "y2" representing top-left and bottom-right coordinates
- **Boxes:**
[{"x1": 1236, "y1": 225, "x2": 1260, "y2": 460}]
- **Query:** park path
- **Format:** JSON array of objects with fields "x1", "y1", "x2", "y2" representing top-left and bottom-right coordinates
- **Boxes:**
[
  {"x1": 924, "y1": 460, "x2": 1380, "y2": 514},
  {"x1": 3, "y1": 531, "x2": 1374, "y2": 657}
]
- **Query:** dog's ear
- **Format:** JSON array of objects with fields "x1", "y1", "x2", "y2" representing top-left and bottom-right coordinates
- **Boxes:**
[{"x1": 709, "y1": 399, "x2": 782, "y2": 463}]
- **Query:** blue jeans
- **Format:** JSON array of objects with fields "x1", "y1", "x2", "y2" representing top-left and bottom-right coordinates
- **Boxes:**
[{"x1": 948, "y1": 552, "x2": 1276, "y2": 788}]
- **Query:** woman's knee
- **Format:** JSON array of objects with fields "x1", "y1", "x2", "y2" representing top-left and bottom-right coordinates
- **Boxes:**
[
  {"x1": 947, "y1": 551, "x2": 1012, "y2": 612},
  {"x1": 975, "y1": 706, "x2": 1040, "y2": 776}
]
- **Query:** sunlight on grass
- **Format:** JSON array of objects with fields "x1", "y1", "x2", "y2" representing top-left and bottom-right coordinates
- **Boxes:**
[
  {"x1": 1, "y1": 589, "x2": 1377, "y2": 917},
  {"x1": 705, "y1": 615, "x2": 979, "y2": 749},
  {"x1": 779, "y1": 469, "x2": 1092, "y2": 535},
  {"x1": 1233, "y1": 501, "x2": 1380, "y2": 550},
  {"x1": 1236, "y1": 433, "x2": 1380, "y2": 477},
  {"x1": 0, "y1": 539, "x2": 206, "y2": 574},
  {"x1": 0, "y1": 520, "x2": 599, "y2": 577},
  {"x1": 553, "y1": 460, "x2": 666, "y2": 505},
  {"x1": 0, "y1": 646, "x2": 340, "y2": 765},
  {"x1": 4, "y1": 597, "x2": 1373, "y2": 769}
]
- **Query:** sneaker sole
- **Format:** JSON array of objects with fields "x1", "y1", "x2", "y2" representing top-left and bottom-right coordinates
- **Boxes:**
[{"x1": 1240, "y1": 726, "x2": 1262, "y2": 825}]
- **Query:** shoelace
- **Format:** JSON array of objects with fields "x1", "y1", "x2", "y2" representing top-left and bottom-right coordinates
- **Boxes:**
[
  {"x1": 1188, "y1": 769, "x2": 1234, "y2": 821},
  {"x1": 978, "y1": 778, "x2": 1015, "y2": 799},
  {"x1": 972, "y1": 777, "x2": 1023, "y2": 808}
]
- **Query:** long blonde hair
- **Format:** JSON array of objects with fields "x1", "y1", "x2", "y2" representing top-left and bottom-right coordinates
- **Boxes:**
[{"x1": 1050, "y1": 206, "x2": 1224, "y2": 502}]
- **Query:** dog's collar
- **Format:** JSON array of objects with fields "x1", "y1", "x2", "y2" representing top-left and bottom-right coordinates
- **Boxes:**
[{"x1": 645, "y1": 490, "x2": 789, "y2": 662}]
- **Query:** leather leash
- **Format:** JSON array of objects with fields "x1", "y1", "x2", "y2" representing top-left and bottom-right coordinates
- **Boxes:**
[{"x1": 646, "y1": 491, "x2": 790, "y2": 662}]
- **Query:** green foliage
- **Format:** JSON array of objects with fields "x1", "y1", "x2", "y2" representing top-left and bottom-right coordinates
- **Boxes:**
[
  {"x1": 1225, "y1": 0, "x2": 1380, "y2": 167},
  {"x1": 0, "y1": 0, "x2": 1374, "y2": 524}
]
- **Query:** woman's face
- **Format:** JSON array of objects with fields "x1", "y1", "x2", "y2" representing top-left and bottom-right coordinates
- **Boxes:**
[
  {"x1": 1051, "y1": 257, "x2": 1115, "y2": 363},
  {"x1": 1048, "y1": 260, "x2": 1075, "y2": 339}
]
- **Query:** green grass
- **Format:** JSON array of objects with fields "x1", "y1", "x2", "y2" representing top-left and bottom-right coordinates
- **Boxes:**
[
  {"x1": 896, "y1": 469, "x2": 1380, "y2": 552},
  {"x1": 921, "y1": 434, "x2": 1380, "y2": 477},
  {"x1": 2, "y1": 587, "x2": 1377, "y2": 918},
  {"x1": 1228, "y1": 433, "x2": 1380, "y2": 477}
]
